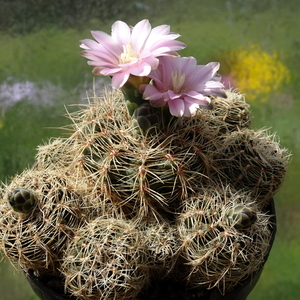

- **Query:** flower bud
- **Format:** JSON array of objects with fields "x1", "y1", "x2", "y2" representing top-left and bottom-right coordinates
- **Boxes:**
[
  {"x1": 7, "y1": 188, "x2": 37, "y2": 214},
  {"x1": 133, "y1": 103, "x2": 161, "y2": 135},
  {"x1": 227, "y1": 205, "x2": 257, "y2": 230}
]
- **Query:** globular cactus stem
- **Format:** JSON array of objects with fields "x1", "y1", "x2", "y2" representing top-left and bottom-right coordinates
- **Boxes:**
[
  {"x1": 7, "y1": 188, "x2": 37, "y2": 214},
  {"x1": 0, "y1": 88, "x2": 289, "y2": 299}
]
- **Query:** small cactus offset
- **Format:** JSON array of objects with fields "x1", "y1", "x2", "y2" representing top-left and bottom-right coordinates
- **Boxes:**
[
  {"x1": 212, "y1": 128, "x2": 289, "y2": 207},
  {"x1": 0, "y1": 19, "x2": 290, "y2": 300},
  {"x1": 227, "y1": 204, "x2": 258, "y2": 230},
  {"x1": 7, "y1": 188, "x2": 37, "y2": 214},
  {"x1": 0, "y1": 169, "x2": 88, "y2": 276},
  {"x1": 208, "y1": 91, "x2": 252, "y2": 131},
  {"x1": 178, "y1": 186, "x2": 271, "y2": 293},
  {"x1": 60, "y1": 217, "x2": 150, "y2": 300}
]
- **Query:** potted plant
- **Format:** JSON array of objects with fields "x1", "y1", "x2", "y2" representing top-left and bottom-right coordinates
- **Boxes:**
[{"x1": 0, "y1": 19, "x2": 289, "y2": 300}]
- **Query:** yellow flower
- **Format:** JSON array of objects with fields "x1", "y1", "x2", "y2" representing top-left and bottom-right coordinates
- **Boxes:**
[{"x1": 224, "y1": 45, "x2": 290, "y2": 102}]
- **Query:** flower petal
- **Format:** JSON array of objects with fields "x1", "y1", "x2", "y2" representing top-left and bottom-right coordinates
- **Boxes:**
[
  {"x1": 90, "y1": 31, "x2": 122, "y2": 57},
  {"x1": 142, "y1": 84, "x2": 164, "y2": 101},
  {"x1": 80, "y1": 39, "x2": 101, "y2": 50},
  {"x1": 111, "y1": 72, "x2": 130, "y2": 88},
  {"x1": 168, "y1": 98, "x2": 185, "y2": 117},
  {"x1": 150, "y1": 97, "x2": 166, "y2": 107},
  {"x1": 131, "y1": 19, "x2": 151, "y2": 52},
  {"x1": 111, "y1": 20, "x2": 131, "y2": 45},
  {"x1": 99, "y1": 67, "x2": 122, "y2": 76},
  {"x1": 184, "y1": 102, "x2": 199, "y2": 117},
  {"x1": 190, "y1": 62, "x2": 220, "y2": 87},
  {"x1": 129, "y1": 62, "x2": 152, "y2": 77},
  {"x1": 82, "y1": 49, "x2": 118, "y2": 65},
  {"x1": 184, "y1": 95, "x2": 212, "y2": 109}
]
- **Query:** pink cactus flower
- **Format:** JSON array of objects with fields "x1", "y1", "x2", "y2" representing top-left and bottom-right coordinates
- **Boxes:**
[
  {"x1": 140, "y1": 56, "x2": 226, "y2": 117},
  {"x1": 80, "y1": 19, "x2": 186, "y2": 89}
]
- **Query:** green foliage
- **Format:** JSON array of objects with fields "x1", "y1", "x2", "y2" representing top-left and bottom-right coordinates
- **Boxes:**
[
  {"x1": 0, "y1": 28, "x2": 88, "y2": 88},
  {"x1": 0, "y1": 256, "x2": 39, "y2": 300},
  {"x1": 249, "y1": 206, "x2": 300, "y2": 300},
  {"x1": 0, "y1": 98, "x2": 77, "y2": 183}
]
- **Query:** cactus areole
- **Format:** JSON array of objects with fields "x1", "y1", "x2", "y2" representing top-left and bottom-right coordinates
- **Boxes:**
[{"x1": 0, "y1": 19, "x2": 289, "y2": 300}]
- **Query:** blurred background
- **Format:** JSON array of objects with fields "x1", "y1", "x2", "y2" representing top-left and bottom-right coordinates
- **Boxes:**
[{"x1": 0, "y1": 0, "x2": 299, "y2": 299}]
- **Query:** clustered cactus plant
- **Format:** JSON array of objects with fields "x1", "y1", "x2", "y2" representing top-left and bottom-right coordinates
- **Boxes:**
[{"x1": 0, "y1": 19, "x2": 290, "y2": 300}]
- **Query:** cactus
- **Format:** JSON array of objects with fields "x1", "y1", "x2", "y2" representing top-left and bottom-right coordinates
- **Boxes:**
[
  {"x1": 141, "y1": 221, "x2": 181, "y2": 278},
  {"x1": 211, "y1": 128, "x2": 289, "y2": 207},
  {"x1": 0, "y1": 169, "x2": 88, "y2": 276},
  {"x1": 177, "y1": 185, "x2": 271, "y2": 293},
  {"x1": 208, "y1": 91, "x2": 252, "y2": 131},
  {"x1": 0, "y1": 89, "x2": 289, "y2": 299},
  {"x1": 60, "y1": 217, "x2": 150, "y2": 300}
]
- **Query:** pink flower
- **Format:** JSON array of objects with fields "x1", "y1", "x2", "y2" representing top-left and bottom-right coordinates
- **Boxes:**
[
  {"x1": 140, "y1": 56, "x2": 226, "y2": 117},
  {"x1": 80, "y1": 19, "x2": 186, "y2": 89}
]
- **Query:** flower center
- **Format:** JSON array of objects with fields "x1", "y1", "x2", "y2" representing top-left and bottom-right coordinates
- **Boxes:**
[
  {"x1": 120, "y1": 44, "x2": 138, "y2": 64},
  {"x1": 171, "y1": 70, "x2": 186, "y2": 93}
]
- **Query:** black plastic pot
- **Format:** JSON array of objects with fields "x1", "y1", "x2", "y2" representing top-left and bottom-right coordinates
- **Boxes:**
[{"x1": 25, "y1": 200, "x2": 276, "y2": 300}]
